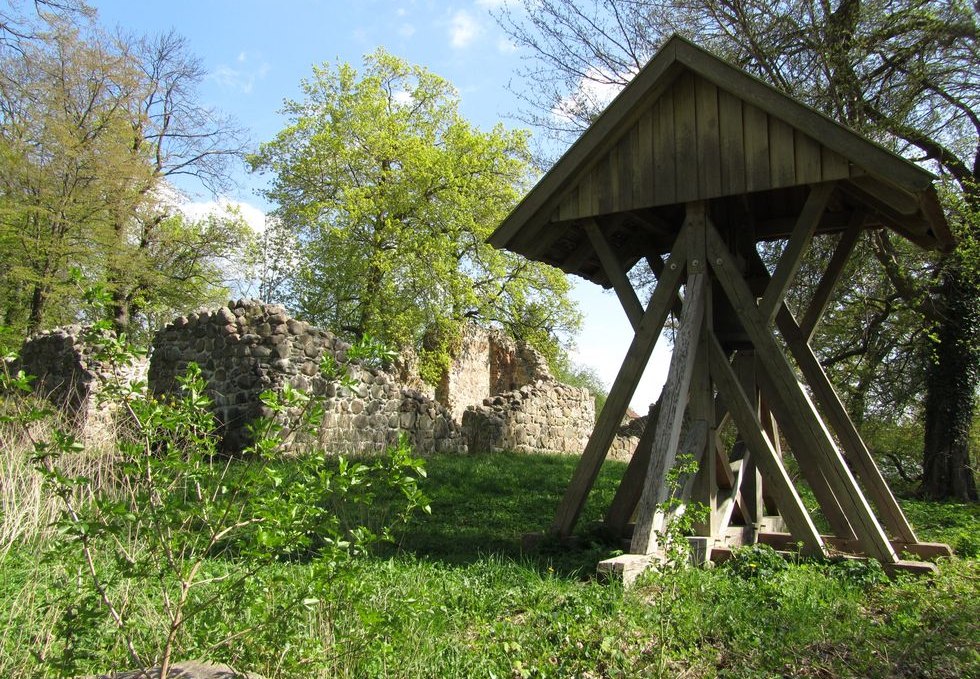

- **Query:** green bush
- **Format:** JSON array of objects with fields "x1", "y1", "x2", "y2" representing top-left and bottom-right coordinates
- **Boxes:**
[{"x1": 1, "y1": 326, "x2": 429, "y2": 678}]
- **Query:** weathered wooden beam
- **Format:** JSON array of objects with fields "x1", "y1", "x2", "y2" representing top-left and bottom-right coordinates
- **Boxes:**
[
  {"x1": 777, "y1": 308, "x2": 919, "y2": 543},
  {"x1": 706, "y1": 334, "x2": 826, "y2": 557},
  {"x1": 759, "y1": 398, "x2": 781, "y2": 514},
  {"x1": 706, "y1": 223, "x2": 897, "y2": 563},
  {"x1": 690, "y1": 329, "x2": 720, "y2": 536},
  {"x1": 714, "y1": 458, "x2": 749, "y2": 537},
  {"x1": 757, "y1": 532, "x2": 950, "y2": 560},
  {"x1": 631, "y1": 271, "x2": 706, "y2": 554},
  {"x1": 604, "y1": 402, "x2": 660, "y2": 538},
  {"x1": 584, "y1": 218, "x2": 645, "y2": 329},
  {"x1": 800, "y1": 212, "x2": 864, "y2": 341},
  {"x1": 759, "y1": 183, "x2": 835, "y2": 323},
  {"x1": 550, "y1": 231, "x2": 690, "y2": 538},
  {"x1": 744, "y1": 241, "x2": 919, "y2": 544},
  {"x1": 734, "y1": 352, "x2": 765, "y2": 527}
]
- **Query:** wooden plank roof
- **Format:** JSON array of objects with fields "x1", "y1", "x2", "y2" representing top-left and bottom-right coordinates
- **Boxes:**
[{"x1": 489, "y1": 34, "x2": 953, "y2": 287}]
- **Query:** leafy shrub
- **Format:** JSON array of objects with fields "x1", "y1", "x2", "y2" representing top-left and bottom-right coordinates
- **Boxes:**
[
  {"x1": 2, "y1": 324, "x2": 429, "y2": 678},
  {"x1": 826, "y1": 556, "x2": 888, "y2": 589},
  {"x1": 723, "y1": 543, "x2": 790, "y2": 580}
]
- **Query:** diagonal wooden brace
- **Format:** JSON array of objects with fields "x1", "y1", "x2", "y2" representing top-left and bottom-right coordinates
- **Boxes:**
[{"x1": 706, "y1": 222, "x2": 897, "y2": 563}]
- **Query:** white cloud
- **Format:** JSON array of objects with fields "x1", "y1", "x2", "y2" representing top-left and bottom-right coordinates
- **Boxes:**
[
  {"x1": 475, "y1": 0, "x2": 507, "y2": 8},
  {"x1": 181, "y1": 198, "x2": 267, "y2": 234},
  {"x1": 392, "y1": 90, "x2": 413, "y2": 106},
  {"x1": 496, "y1": 36, "x2": 517, "y2": 54},
  {"x1": 449, "y1": 9, "x2": 481, "y2": 48},
  {"x1": 209, "y1": 52, "x2": 270, "y2": 95},
  {"x1": 398, "y1": 23, "x2": 416, "y2": 38},
  {"x1": 551, "y1": 65, "x2": 638, "y2": 122}
]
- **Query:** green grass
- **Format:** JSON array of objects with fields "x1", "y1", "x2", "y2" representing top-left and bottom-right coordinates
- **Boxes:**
[{"x1": 2, "y1": 451, "x2": 978, "y2": 678}]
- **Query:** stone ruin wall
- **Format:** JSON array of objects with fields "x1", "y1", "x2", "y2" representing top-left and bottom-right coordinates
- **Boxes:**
[
  {"x1": 148, "y1": 301, "x2": 463, "y2": 455},
  {"x1": 15, "y1": 326, "x2": 148, "y2": 445},
  {"x1": 18, "y1": 301, "x2": 644, "y2": 459},
  {"x1": 436, "y1": 326, "x2": 491, "y2": 422},
  {"x1": 461, "y1": 382, "x2": 595, "y2": 454}
]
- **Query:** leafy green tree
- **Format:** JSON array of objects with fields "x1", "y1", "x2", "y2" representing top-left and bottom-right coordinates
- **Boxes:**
[
  {"x1": 250, "y1": 49, "x2": 579, "y2": 379},
  {"x1": 0, "y1": 10, "x2": 248, "y2": 341},
  {"x1": 498, "y1": 0, "x2": 979, "y2": 500},
  {"x1": 0, "y1": 16, "x2": 144, "y2": 334},
  {"x1": 102, "y1": 29, "x2": 247, "y2": 333}
]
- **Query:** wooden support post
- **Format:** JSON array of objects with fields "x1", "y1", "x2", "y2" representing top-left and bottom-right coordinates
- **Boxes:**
[
  {"x1": 706, "y1": 223, "x2": 897, "y2": 563},
  {"x1": 759, "y1": 399, "x2": 781, "y2": 515},
  {"x1": 734, "y1": 352, "x2": 765, "y2": 529},
  {"x1": 759, "y1": 183, "x2": 835, "y2": 323},
  {"x1": 604, "y1": 401, "x2": 659, "y2": 538},
  {"x1": 690, "y1": 276, "x2": 718, "y2": 536},
  {"x1": 705, "y1": 336, "x2": 826, "y2": 557},
  {"x1": 745, "y1": 242, "x2": 919, "y2": 544},
  {"x1": 584, "y1": 218, "x2": 644, "y2": 330},
  {"x1": 777, "y1": 308, "x2": 919, "y2": 543},
  {"x1": 631, "y1": 204, "x2": 708, "y2": 555},
  {"x1": 800, "y1": 212, "x2": 864, "y2": 341},
  {"x1": 630, "y1": 270, "x2": 706, "y2": 554},
  {"x1": 550, "y1": 232, "x2": 690, "y2": 537},
  {"x1": 714, "y1": 459, "x2": 749, "y2": 536}
]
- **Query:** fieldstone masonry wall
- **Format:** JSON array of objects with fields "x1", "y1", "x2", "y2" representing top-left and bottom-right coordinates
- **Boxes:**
[
  {"x1": 21, "y1": 301, "x2": 625, "y2": 458},
  {"x1": 16, "y1": 326, "x2": 148, "y2": 444},
  {"x1": 148, "y1": 300, "x2": 463, "y2": 454},
  {"x1": 462, "y1": 382, "x2": 595, "y2": 453},
  {"x1": 436, "y1": 326, "x2": 491, "y2": 421}
]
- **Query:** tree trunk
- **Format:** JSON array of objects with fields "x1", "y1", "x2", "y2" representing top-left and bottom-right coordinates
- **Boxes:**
[
  {"x1": 111, "y1": 291, "x2": 130, "y2": 335},
  {"x1": 26, "y1": 281, "x2": 48, "y2": 335},
  {"x1": 921, "y1": 263, "x2": 980, "y2": 501}
]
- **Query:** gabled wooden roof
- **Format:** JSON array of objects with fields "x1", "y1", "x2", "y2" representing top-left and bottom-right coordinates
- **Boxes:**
[{"x1": 489, "y1": 34, "x2": 952, "y2": 287}]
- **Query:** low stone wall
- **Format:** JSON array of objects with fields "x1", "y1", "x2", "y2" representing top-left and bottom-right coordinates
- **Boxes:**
[
  {"x1": 20, "y1": 303, "x2": 612, "y2": 460},
  {"x1": 462, "y1": 382, "x2": 595, "y2": 454},
  {"x1": 148, "y1": 300, "x2": 464, "y2": 454},
  {"x1": 17, "y1": 326, "x2": 148, "y2": 444},
  {"x1": 609, "y1": 409, "x2": 651, "y2": 461}
]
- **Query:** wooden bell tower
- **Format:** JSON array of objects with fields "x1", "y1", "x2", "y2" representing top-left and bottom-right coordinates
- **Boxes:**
[{"x1": 489, "y1": 35, "x2": 952, "y2": 578}]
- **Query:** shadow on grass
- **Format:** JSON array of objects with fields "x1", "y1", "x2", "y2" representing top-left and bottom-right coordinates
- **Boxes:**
[{"x1": 372, "y1": 451, "x2": 629, "y2": 578}]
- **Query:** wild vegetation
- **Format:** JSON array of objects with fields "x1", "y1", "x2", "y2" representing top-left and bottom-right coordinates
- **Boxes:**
[
  {"x1": 1, "y1": 349, "x2": 977, "y2": 677},
  {"x1": 1, "y1": 3, "x2": 978, "y2": 678}
]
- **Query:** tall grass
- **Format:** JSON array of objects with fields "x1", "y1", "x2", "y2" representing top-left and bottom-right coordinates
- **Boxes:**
[
  {"x1": 1, "y1": 419, "x2": 977, "y2": 678},
  {"x1": 0, "y1": 416, "x2": 126, "y2": 558}
]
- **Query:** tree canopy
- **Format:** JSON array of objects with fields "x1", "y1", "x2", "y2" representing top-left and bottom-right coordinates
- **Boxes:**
[
  {"x1": 250, "y1": 50, "x2": 580, "y2": 380},
  {"x1": 0, "y1": 9, "x2": 249, "y2": 343}
]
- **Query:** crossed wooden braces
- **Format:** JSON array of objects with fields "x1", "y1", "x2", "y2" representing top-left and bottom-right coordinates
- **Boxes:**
[{"x1": 547, "y1": 186, "x2": 950, "y2": 581}]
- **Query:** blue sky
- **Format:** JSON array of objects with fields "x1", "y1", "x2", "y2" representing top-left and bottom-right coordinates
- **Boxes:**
[{"x1": 91, "y1": 0, "x2": 670, "y2": 410}]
